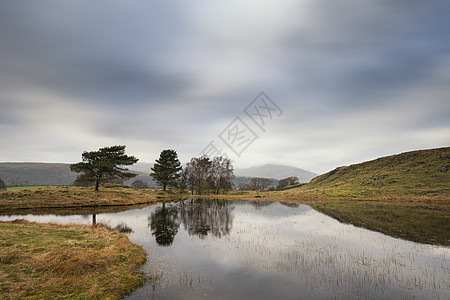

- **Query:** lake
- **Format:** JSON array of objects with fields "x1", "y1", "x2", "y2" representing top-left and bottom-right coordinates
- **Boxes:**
[{"x1": 1, "y1": 199, "x2": 449, "y2": 299}]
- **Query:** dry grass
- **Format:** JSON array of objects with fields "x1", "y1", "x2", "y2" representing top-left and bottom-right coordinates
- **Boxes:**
[
  {"x1": 0, "y1": 220, "x2": 146, "y2": 299},
  {"x1": 0, "y1": 186, "x2": 159, "y2": 211}
]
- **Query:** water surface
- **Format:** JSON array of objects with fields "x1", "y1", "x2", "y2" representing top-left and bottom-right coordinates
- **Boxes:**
[{"x1": 1, "y1": 200, "x2": 448, "y2": 299}]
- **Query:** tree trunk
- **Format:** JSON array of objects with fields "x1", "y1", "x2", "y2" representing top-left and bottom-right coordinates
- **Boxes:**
[
  {"x1": 92, "y1": 214, "x2": 97, "y2": 225},
  {"x1": 94, "y1": 180, "x2": 100, "y2": 191}
]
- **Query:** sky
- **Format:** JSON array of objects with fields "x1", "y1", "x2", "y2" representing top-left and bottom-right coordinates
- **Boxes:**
[{"x1": 1, "y1": 0, "x2": 449, "y2": 174}]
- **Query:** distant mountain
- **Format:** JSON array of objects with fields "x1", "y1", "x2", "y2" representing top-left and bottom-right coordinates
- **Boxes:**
[
  {"x1": 128, "y1": 162, "x2": 153, "y2": 174},
  {"x1": 124, "y1": 171, "x2": 158, "y2": 188},
  {"x1": 235, "y1": 164, "x2": 318, "y2": 182},
  {"x1": 0, "y1": 163, "x2": 77, "y2": 186}
]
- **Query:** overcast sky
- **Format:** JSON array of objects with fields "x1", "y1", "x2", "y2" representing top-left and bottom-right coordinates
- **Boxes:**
[{"x1": 1, "y1": 1, "x2": 449, "y2": 174}]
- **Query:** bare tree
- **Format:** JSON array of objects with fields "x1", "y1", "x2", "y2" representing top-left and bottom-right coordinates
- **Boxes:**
[
  {"x1": 248, "y1": 177, "x2": 273, "y2": 191},
  {"x1": 182, "y1": 156, "x2": 235, "y2": 195},
  {"x1": 277, "y1": 176, "x2": 300, "y2": 190},
  {"x1": 178, "y1": 163, "x2": 192, "y2": 194},
  {"x1": 210, "y1": 156, "x2": 234, "y2": 195},
  {"x1": 189, "y1": 156, "x2": 212, "y2": 195}
]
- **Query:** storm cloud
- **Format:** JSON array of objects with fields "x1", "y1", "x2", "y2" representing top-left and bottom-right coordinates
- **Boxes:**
[{"x1": 0, "y1": 0, "x2": 449, "y2": 173}]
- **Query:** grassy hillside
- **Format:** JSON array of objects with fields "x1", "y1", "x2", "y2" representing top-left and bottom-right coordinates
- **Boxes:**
[
  {"x1": 298, "y1": 147, "x2": 449, "y2": 199},
  {"x1": 266, "y1": 147, "x2": 449, "y2": 245}
]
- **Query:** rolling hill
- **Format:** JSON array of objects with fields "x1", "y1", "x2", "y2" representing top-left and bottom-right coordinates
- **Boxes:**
[
  {"x1": 235, "y1": 164, "x2": 317, "y2": 182},
  {"x1": 297, "y1": 147, "x2": 449, "y2": 198},
  {"x1": 0, "y1": 163, "x2": 77, "y2": 186},
  {"x1": 0, "y1": 162, "x2": 157, "y2": 187}
]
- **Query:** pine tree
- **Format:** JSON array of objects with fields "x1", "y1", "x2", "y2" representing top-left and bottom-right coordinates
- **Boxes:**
[
  {"x1": 70, "y1": 145, "x2": 138, "y2": 191},
  {"x1": 150, "y1": 149, "x2": 182, "y2": 191}
]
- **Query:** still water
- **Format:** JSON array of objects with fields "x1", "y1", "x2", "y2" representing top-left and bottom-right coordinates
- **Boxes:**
[{"x1": 1, "y1": 199, "x2": 449, "y2": 299}]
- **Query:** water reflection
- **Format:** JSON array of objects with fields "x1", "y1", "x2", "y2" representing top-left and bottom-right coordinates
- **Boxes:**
[
  {"x1": 148, "y1": 203, "x2": 180, "y2": 246},
  {"x1": 148, "y1": 199, "x2": 234, "y2": 246},
  {"x1": 0, "y1": 201, "x2": 449, "y2": 300},
  {"x1": 179, "y1": 199, "x2": 233, "y2": 239},
  {"x1": 250, "y1": 200, "x2": 275, "y2": 210}
]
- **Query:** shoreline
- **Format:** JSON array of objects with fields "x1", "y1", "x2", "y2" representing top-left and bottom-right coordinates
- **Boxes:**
[{"x1": 1, "y1": 186, "x2": 449, "y2": 246}]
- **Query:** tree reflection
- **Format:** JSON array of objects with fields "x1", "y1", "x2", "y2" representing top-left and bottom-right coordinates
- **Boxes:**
[
  {"x1": 149, "y1": 203, "x2": 180, "y2": 246},
  {"x1": 250, "y1": 200, "x2": 275, "y2": 210},
  {"x1": 179, "y1": 199, "x2": 233, "y2": 239},
  {"x1": 148, "y1": 200, "x2": 234, "y2": 245},
  {"x1": 279, "y1": 202, "x2": 299, "y2": 208}
]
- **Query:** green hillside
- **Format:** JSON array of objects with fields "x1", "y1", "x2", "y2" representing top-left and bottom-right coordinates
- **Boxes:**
[
  {"x1": 301, "y1": 147, "x2": 449, "y2": 199},
  {"x1": 272, "y1": 147, "x2": 450, "y2": 245}
]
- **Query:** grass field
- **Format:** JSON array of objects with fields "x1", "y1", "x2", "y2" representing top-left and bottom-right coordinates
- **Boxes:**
[{"x1": 0, "y1": 220, "x2": 146, "y2": 299}]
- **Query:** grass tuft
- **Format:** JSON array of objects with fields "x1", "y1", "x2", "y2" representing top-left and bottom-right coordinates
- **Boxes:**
[{"x1": 0, "y1": 220, "x2": 146, "y2": 300}]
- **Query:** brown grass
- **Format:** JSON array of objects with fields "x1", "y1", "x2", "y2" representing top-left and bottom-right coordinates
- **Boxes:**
[
  {"x1": 0, "y1": 186, "x2": 159, "y2": 212},
  {"x1": 0, "y1": 220, "x2": 146, "y2": 299}
]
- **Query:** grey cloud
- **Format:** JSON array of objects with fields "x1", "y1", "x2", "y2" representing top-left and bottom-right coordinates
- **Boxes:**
[
  {"x1": 0, "y1": 1, "x2": 448, "y2": 172},
  {"x1": 0, "y1": 1, "x2": 195, "y2": 105},
  {"x1": 280, "y1": 0, "x2": 450, "y2": 107}
]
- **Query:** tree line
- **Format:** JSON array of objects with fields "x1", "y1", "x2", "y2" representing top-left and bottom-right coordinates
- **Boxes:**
[
  {"x1": 150, "y1": 149, "x2": 234, "y2": 195},
  {"x1": 70, "y1": 145, "x2": 234, "y2": 195},
  {"x1": 236, "y1": 176, "x2": 301, "y2": 191},
  {"x1": 69, "y1": 145, "x2": 301, "y2": 194},
  {"x1": 0, "y1": 145, "x2": 301, "y2": 193}
]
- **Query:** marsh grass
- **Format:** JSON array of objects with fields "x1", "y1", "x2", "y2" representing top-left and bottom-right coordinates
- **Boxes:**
[{"x1": 0, "y1": 220, "x2": 146, "y2": 299}]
